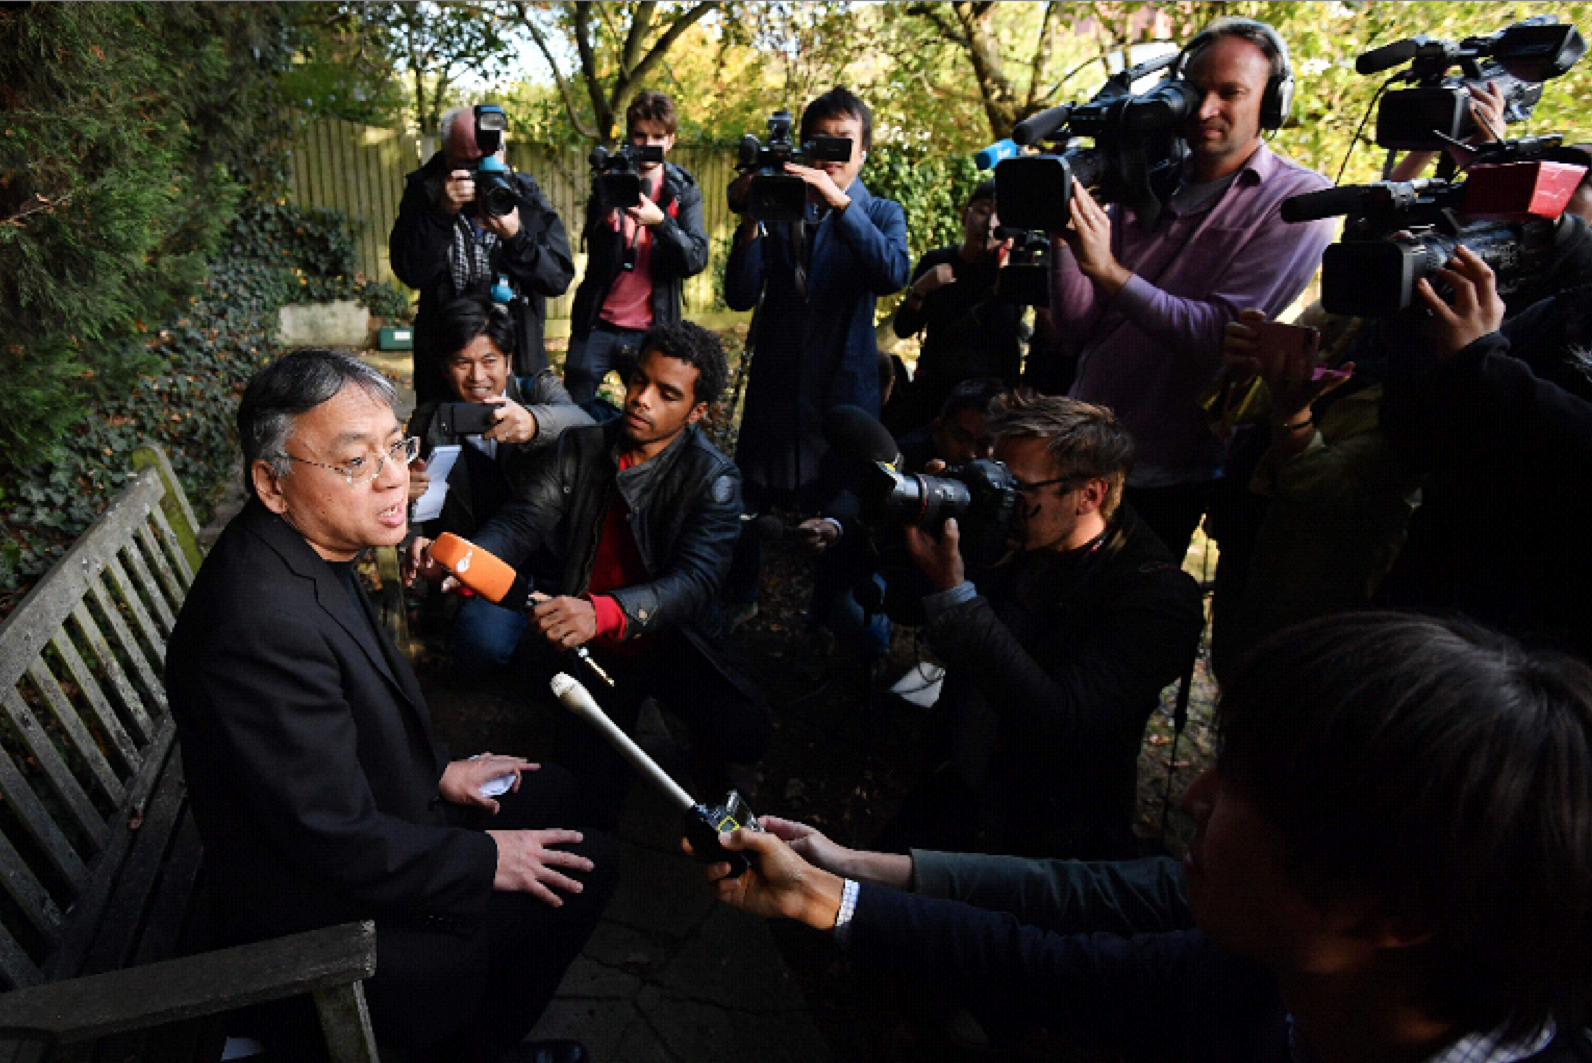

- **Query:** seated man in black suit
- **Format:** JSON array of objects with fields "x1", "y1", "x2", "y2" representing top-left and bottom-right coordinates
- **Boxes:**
[
  {"x1": 706, "y1": 612, "x2": 1592, "y2": 1063},
  {"x1": 166, "y1": 349, "x2": 615, "y2": 1063}
]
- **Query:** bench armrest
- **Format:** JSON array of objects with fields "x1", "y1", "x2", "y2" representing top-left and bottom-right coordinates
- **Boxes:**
[{"x1": 0, "y1": 921, "x2": 376, "y2": 1046}]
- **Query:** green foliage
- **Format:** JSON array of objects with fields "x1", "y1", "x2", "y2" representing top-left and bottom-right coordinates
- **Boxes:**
[
  {"x1": 0, "y1": 2, "x2": 301, "y2": 460},
  {"x1": 865, "y1": 144, "x2": 982, "y2": 267},
  {"x1": 232, "y1": 198, "x2": 412, "y2": 317},
  {"x1": 1, "y1": 197, "x2": 409, "y2": 596}
]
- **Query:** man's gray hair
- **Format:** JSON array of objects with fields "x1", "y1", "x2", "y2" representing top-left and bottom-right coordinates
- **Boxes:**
[
  {"x1": 237, "y1": 348, "x2": 396, "y2": 499},
  {"x1": 438, "y1": 105, "x2": 470, "y2": 145}
]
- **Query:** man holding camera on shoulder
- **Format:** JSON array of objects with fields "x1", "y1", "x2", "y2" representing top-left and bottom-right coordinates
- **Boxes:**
[
  {"x1": 565, "y1": 91, "x2": 710, "y2": 406},
  {"x1": 392, "y1": 103, "x2": 574, "y2": 403},
  {"x1": 877, "y1": 391, "x2": 1204, "y2": 860},
  {"x1": 1050, "y1": 19, "x2": 1335, "y2": 560},
  {"x1": 722, "y1": 86, "x2": 911, "y2": 617}
]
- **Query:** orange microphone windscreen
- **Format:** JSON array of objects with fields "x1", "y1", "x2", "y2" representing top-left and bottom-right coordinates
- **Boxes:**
[{"x1": 430, "y1": 533, "x2": 519, "y2": 604}]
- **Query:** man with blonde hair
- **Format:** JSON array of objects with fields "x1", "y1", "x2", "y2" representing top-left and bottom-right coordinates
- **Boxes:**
[{"x1": 881, "y1": 392, "x2": 1204, "y2": 859}]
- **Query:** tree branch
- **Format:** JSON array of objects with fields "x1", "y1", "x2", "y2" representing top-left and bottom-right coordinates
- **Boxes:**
[
  {"x1": 621, "y1": 0, "x2": 656, "y2": 78},
  {"x1": 2, "y1": 192, "x2": 67, "y2": 228},
  {"x1": 573, "y1": 3, "x2": 608, "y2": 130},
  {"x1": 515, "y1": 1, "x2": 599, "y2": 140},
  {"x1": 1026, "y1": 1, "x2": 1060, "y2": 111},
  {"x1": 905, "y1": 2, "x2": 968, "y2": 48},
  {"x1": 625, "y1": 1, "x2": 715, "y2": 90}
]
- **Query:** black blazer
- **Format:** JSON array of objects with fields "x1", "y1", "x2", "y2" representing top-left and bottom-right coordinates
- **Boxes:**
[{"x1": 166, "y1": 499, "x2": 496, "y2": 947}]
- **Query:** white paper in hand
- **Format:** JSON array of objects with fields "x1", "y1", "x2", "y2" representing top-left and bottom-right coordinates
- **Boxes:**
[
  {"x1": 479, "y1": 773, "x2": 517, "y2": 798},
  {"x1": 410, "y1": 444, "x2": 460, "y2": 523}
]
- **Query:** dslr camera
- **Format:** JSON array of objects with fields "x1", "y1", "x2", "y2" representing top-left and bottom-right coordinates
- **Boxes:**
[
  {"x1": 1357, "y1": 16, "x2": 1585, "y2": 151},
  {"x1": 732, "y1": 109, "x2": 853, "y2": 223},
  {"x1": 466, "y1": 104, "x2": 520, "y2": 219},
  {"x1": 995, "y1": 51, "x2": 1195, "y2": 233},
  {"x1": 823, "y1": 406, "x2": 1018, "y2": 571},
  {"x1": 589, "y1": 141, "x2": 666, "y2": 211}
]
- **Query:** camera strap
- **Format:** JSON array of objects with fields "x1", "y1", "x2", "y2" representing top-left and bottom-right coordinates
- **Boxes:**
[{"x1": 449, "y1": 216, "x2": 498, "y2": 296}]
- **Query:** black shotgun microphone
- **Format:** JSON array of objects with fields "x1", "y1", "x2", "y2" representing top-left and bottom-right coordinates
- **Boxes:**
[
  {"x1": 1356, "y1": 37, "x2": 1422, "y2": 76},
  {"x1": 823, "y1": 404, "x2": 902, "y2": 467}
]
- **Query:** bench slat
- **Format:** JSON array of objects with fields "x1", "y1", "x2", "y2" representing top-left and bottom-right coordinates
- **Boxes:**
[
  {"x1": 45, "y1": 723, "x2": 176, "y2": 983},
  {"x1": 0, "y1": 828, "x2": 57, "y2": 988},
  {"x1": 85, "y1": 577, "x2": 166, "y2": 720},
  {"x1": 46, "y1": 631, "x2": 139, "y2": 779},
  {"x1": 147, "y1": 504, "x2": 195, "y2": 589},
  {"x1": 0, "y1": 476, "x2": 166, "y2": 692},
  {"x1": 128, "y1": 809, "x2": 206, "y2": 971},
  {"x1": 0, "y1": 724, "x2": 86, "y2": 905},
  {"x1": 134, "y1": 522, "x2": 185, "y2": 619},
  {"x1": 102, "y1": 555, "x2": 166, "y2": 673},
  {"x1": 0, "y1": 688, "x2": 107, "y2": 853},
  {"x1": 120, "y1": 535, "x2": 175, "y2": 638},
  {"x1": 69, "y1": 605, "x2": 155, "y2": 748},
  {"x1": 23, "y1": 660, "x2": 125, "y2": 809},
  {"x1": 0, "y1": 921, "x2": 377, "y2": 1046}
]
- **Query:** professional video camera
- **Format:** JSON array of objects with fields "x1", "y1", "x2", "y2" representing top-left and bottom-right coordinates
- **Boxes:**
[
  {"x1": 732, "y1": 109, "x2": 853, "y2": 223},
  {"x1": 589, "y1": 141, "x2": 666, "y2": 211},
  {"x1": 994, "y1": 52, "x2": 1196, "y2": 233},
  {"x1": 1282, "y1": 137, "x2": 1588, "y2": 316},
  {"x1": 823, "y1": 405, "x2": 1018, "y2": 570},
  {"x1": 994, "y1": 227, "x2": 1051, "y2": 307},
  {"x1": 468, "y1": 104, "x2": 519, "y2": 218},
  {"x1": 1356, "y1": 16, "x2": 1585, "y2": 152},
  {"x1": 1283, "y1": 13, "x2": 1587, "y2": 318}
]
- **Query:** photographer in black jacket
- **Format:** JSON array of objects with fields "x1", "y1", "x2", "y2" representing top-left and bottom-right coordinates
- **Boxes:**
[
  {"x1": 879, "y1": 392, "x2": 1204, "y2": 859},
  {"x1": 566, "y1": 91, "x2": 710, "y2": 405},
  {"x1": 391, "y1": 104, "x2": 574, "y2": 403}
]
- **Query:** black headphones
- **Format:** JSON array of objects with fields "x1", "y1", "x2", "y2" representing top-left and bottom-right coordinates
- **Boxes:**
[{"x1": 1173, "y1": 18, "x2": 1294, "y2": 131}]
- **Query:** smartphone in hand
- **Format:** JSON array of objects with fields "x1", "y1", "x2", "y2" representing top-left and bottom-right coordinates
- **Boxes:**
[{"x1": 436, "y1": 401, "x2": 501, "y2": 437}]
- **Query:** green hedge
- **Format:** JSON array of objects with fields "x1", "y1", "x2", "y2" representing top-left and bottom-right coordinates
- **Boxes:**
[
  {"x1": 0, "y1": 3, "x2": 302, "y2": 460},
  {"x1": 0, "y1": 197, "x2": 408, "y2": 601}
]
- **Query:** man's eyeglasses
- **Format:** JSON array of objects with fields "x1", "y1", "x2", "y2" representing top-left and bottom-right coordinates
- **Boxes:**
[
  {"x1": 284, "y1": 436, "x2": 420, "y2": 486},
  {"x1": 1011, "y1": 474, "x2": 1085, "y2": 497}
]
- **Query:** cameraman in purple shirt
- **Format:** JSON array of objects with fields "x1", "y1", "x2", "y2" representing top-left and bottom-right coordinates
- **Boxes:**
[{"x1": 1049, "y1": 18, "x2": 1334, "y2": 558}]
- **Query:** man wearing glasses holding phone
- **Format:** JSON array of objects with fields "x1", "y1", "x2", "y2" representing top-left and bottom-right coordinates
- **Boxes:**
[
  {"x1": 879, "y1": 391, "x2": 1203, "y2": 861},
  {"x1": 166, "y1": 349, "x2": 613, "y2": 1063}
]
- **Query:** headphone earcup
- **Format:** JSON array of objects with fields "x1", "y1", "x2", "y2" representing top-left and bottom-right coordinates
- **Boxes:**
[{"x1": 1264, "y1": 72, "x2": 1294, "y2": 130}]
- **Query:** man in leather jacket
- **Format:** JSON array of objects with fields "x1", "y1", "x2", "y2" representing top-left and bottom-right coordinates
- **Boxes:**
[
  {"x1": 881, "y1": 392, "x2": 1205, "y2": 859},
  {"x1": 411, "y1": 320, "x2": 770, "y2": 827},
  {"x1": 565, "y1": 91, "x2": 709, "y2": 405}
]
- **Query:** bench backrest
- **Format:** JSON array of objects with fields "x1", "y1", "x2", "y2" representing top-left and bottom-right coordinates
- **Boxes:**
[{"x1": 0, "y1": 447, "x2": 200, "y2": 990}]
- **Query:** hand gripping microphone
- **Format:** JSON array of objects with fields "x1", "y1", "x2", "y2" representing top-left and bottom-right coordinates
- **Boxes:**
[
  {"x1": 551, "y1": 673, "x2": 763, "y2": 876},
  {"x1": 429, "y1": 533, "x2": 614, "y2": 687}
]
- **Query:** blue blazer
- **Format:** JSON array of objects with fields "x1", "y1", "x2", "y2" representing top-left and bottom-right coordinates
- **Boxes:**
[{"x1": 725, "y1": 179, "x2": 909, "y2": 498}]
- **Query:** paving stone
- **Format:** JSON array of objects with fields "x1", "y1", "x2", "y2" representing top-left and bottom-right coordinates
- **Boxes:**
[
  {"x1": 651, "y1": 904, "x2": 807, "y2": 1009},
  {"x1": 603, "y1": 836, "x2": 718, "y2": 938},
  {"x1": 528, "y1": 997, "x2": 643, "y2": 1061},
  {"x1": 635, "y1": 986, "x2": 835, "y2": 1063}
]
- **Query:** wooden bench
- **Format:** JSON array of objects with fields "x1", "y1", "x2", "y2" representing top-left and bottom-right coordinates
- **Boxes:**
[{"x1": 0, "y1": 445, "x2": 381, "y2": 1062}]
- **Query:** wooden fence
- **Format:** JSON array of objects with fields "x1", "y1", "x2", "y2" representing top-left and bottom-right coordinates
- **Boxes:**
[{"x1": 285, "y1": 115, "x2": 745, "y2": 331}]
